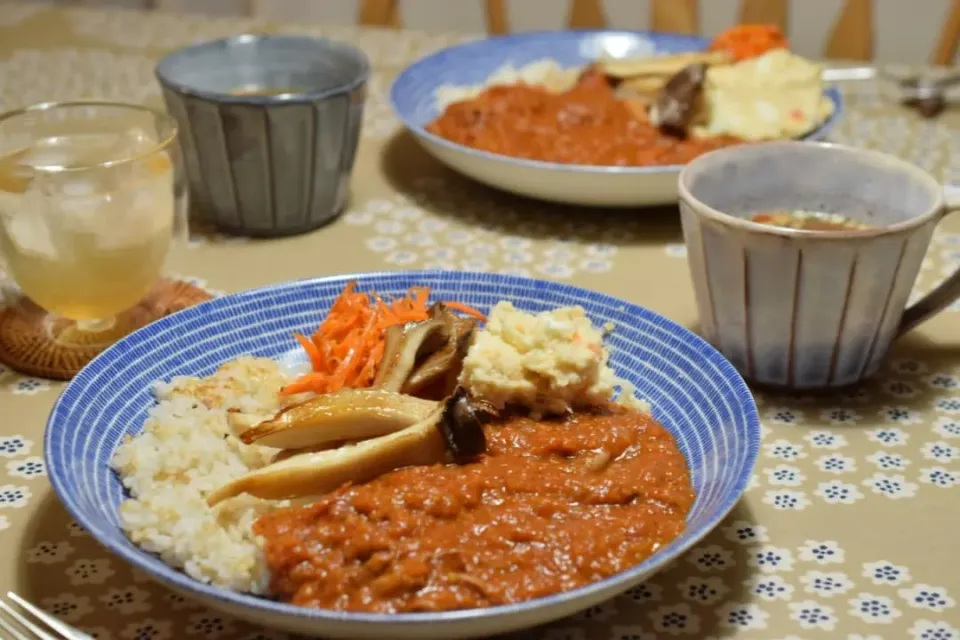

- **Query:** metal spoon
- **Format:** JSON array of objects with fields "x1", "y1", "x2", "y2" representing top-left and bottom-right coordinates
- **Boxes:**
[{"x1": 823, "y1": 66, "x2": 960, "y2": 118}]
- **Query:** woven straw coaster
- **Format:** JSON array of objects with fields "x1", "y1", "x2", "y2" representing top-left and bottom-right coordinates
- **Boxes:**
[{"x1": 0, "y1": 279, "x2": 212, "y2": 380}]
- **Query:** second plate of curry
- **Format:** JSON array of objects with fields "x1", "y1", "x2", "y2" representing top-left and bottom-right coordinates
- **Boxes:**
[{"x1": 391, "y1": 28, "x2": 843, "y2": 207}]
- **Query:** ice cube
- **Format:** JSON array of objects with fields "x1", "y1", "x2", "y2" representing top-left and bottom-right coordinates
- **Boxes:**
[{"x1": 2, "y1": 205, "x2": 59, "y2": 260}]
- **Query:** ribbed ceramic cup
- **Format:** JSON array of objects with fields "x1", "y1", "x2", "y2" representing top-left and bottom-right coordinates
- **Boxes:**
[
  {"x1": 155, "y1": 35, "x2": 369, "y2": 237},
  {"x1": 679, "y1": 141, "x2": 960, "y2": 389}
]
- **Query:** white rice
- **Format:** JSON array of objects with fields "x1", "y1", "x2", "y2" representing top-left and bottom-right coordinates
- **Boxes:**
[
  {"x1": 111, "y1": 356, "x2": 289, "y2": 594},
  {"x1": 434, "y1": 59, "x2": 581, "y2": 112}
]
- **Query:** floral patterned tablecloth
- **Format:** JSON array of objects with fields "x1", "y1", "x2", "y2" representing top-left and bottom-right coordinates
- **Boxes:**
[{"x1": 1, "y1": 4, "x2": 960, "y2": 639}]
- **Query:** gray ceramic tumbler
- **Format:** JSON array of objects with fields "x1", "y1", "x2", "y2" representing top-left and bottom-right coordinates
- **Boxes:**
[{"x1": 155, "y1": 35, "x2": 370, "y2": 237}]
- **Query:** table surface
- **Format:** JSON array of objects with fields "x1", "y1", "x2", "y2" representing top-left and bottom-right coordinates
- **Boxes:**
[{"x1": 1, "y1": 4, "x2": 960, "y2": 639}]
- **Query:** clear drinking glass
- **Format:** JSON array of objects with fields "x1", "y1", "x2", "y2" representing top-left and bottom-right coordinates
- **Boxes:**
[{"x1": 0, "y1": 101, "x2": 185, "y2": 333}]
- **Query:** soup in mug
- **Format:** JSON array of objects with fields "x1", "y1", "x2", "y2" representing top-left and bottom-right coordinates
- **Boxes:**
[{"x1": 749, "y1": 210, "x2": 870, "y2": 231}]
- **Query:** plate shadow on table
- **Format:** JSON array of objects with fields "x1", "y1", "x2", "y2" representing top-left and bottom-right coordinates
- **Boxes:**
[
  {"x1": 19, "y1": 490, "x2": 760, "y2": 638},
  {"x1": 380, "y1": 131, "x2": 685, "y2": 248}
]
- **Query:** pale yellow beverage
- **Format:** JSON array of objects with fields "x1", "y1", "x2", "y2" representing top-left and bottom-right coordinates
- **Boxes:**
[{"x1": 0, "y1": 132, "x2": 175, "y2": 324}]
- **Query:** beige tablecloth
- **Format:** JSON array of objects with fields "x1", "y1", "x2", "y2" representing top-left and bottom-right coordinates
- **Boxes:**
[{"x1": 1, "y1": 4, "x2": 959, "y2": 639}]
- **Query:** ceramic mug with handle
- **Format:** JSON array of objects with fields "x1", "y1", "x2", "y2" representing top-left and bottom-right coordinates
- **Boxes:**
[{"x1": 678, "y1": 141, "x2": 960, "y2": 389}]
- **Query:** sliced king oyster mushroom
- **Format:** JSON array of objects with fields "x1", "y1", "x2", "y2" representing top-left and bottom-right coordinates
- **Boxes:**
[
  {"x1": 649, "y1": 62, "x2": 707, "y2": 136},
  {"x1": 598, "y1": 50, "x2": 732, "y2": 79},
  {"x1": 373, "y1": 311, "x2": 449, "y2": 392},
  {"x1": 402, "y1": 315, "x2": 477, "y2": 398},
  {"x1": 238, "y1": 388, "x2": 438, "y2": 449},
  {"x1": 205, "y1": 387, "x2": 489, "y2": 506}
]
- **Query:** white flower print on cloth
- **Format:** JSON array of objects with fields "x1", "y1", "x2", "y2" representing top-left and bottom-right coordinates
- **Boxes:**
[
  {"x1": 820, "y1": 408, "x2": 863, "y2": 425},
  {"x1": 880, "y1": 406, "x2": 922, "y2": 424},
  {"x1": 163, "y1": 592, "x2": 200, "y2": 611},
  {"x1": 66, "y1": 521, "x2": 88, "y2": 538},
  {"x1": 788, "y1": 600, "x2": 837, "y2": 630},
  {"x1": 65, "y1": 558, "x2": 116, "y2": 585},
  {"x1": 762, "y1": 489, "x2": 811, "y2": 510},
  {"x1": 120, "y1": 618, "x2": 173, "y2": 640},
  {"x1": 764, "y1": 464, "x2": 805, "y2": 486},
  {"x1": 608, "y1": 626, "x2": 654, "y2": 640},
  {"x1": 0, "y1": 514, "x2": 9, "y2": 531},
  {"x1": 866, "y1": 450, "x2": 910, "y2": 470},
  {"x1": 862, "y1": 560, "x2": 912, "y2": 586},
  {"x1": 909, "y1": 619, "x2": 960, "y2": 640},
  {"x1": 385, "y1": 250, "x2": 418, "y2": 266},
  {"x1": 676, "y1": 576, "x2": 730, "y2": 605},
  {"x1": 26, "y1": 540, "x2": 74, "y2": 565},
  {"x1": 849, "y1": 593, "x2": 902, "y2": 624},
  {"x1": 536, "y1": 262, "x2": 575, "y2": 279},
  {"x1": 921, "y1": 440, "x2": 959, "y2": 463},
  {"x1": 848, "y1": 635, "x2": 885, "y2": 640},
  {"x1": 8, "y1": 377, "x2": 51, "y2": 395},
  {"x1": 866, "y1": 427, "x2": 909, "y2": 446},
  {"x1": 574, "y1": 599, "x2": 618, "y2": 622},
  {"x1": 686, "y1": 544, "x2": 735, "y2": 572},
  {"x1": 0, "y1": 435, "x2": 32, "y2": 457},
  {"x1": 99, "y1": 586, "x2": 153, "y2": 614},
  {"x1": 647, "y1": 603, "x2": 700, "y2": 636},
  {"x1": 0, "y1": 484, "x2": 31, "y2": 509},
  {"x1": 664, "y1": 243, "x2": 687, "y2": 258},
  {"x1": 863, "y1": 472, "x2": 919, "y2": 499},
  {"x1": 365, "y1": 237, "x2": 398, "y2": 253},
  {"x1": 798, "y1": 540, "x2": 846, "y2": 565},
  {"x1": 890, "y1": 357, "x2": 929, "y2": 375},
  {"x1": 933, "y1": 416, "x2": 960, "y2": 438},
  {"x1": 883, "y1": 379, "x2": 921, "y2": 398},
  {"x1": 41, "y1": 593, "x2": 94, "y2": 622},
  {"x1": 763, "y1": 439, "x2": 807, "y2": 461},
  {"x1": 765, "y1": 407, "x2": 805, "y2": 424},
  {"x1": 934, "y1": 398, "x2": 960, "y2": 415},
  {"x1": 746, "y1": 473, "x2": 762, "y2": 490},
  {"x1": 748, "y1": 545, "x2": 795, "y2": 573},
  {"x1": 185, "y1": 612, "x2": 236, "y2": 638},
  {"x1": 920, "y1": 466, "x2": 958, "y2": 488},
  {"x1": 5, "y1": 456, "x2": 45, "y2": 479},
  {"x1": 800, "y1": 570, "x2": 855, "y2": 597},
  {"x1": 717, "y1": 602, "x2": 770, "y2": 630},
  {"x1": 621, "y1": 581, "x2": 663, "y2": 604},
  {"x1": 745, "y1": 574, "x2": 795, "y2": 601},
  {"x1": 805, "y1": 430, "x2": 848, "y2": 449},
  {"x1": 899, "y1": 584, "x2": 957, "y2": 611},
  {"x1": 927, "y1": 372, "x2": 960, "y2": 390},
  {"x1": 721, "y1": 520, "x2": 769, "y2": 544},
  {"x1": 816, "y1": 453, "x2": 857, "y2": 474}
]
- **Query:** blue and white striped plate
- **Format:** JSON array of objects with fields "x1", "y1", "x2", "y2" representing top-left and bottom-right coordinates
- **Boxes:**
[
  {"x1": 45, "y1": 271, "x2": 760, "y2": 639},
  {"x1": 390, "y1": 30, "x2": 843, "y2": 207}
]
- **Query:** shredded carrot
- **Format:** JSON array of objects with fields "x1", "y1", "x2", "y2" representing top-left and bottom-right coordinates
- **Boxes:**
[
  {"x1": 280, "y1": 282, "x2": 486, "y2": 396},
  {"x1": 709, "y1": 24, "x2": 788, "y2": 61},
  {"x1": 442, "y1": 301, "x2": 487, "y2": 322}
]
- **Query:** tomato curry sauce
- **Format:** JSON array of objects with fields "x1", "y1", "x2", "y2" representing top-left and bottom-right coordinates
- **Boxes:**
[
  {"x1": 254, "y1": 406, "x2": 695, "y2": 613},
  {"x1": 425, "y1": 70, "x2": 743, "y2": 167}
]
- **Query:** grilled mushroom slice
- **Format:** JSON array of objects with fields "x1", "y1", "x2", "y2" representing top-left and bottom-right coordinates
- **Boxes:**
[
  {"x1": 650, "y1": 62, "x2": 707, "y2": 136},
  {"x1": 206, "y1": 387, "x2": 489, "y2": 506},
  {"x1": 237, "y1": 388, "x2": 438, "y2": 449},
  {"x1": 402, "y1": 316, "x2": 476, "y2": 397},
  {"x1": 373, "y1": 314, "x2": 448, "y2": 392}
]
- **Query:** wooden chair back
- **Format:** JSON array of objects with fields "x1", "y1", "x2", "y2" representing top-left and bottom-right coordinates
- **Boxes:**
[{"x1": 358, "y1": 0, "x2": 960, "y2": 65}]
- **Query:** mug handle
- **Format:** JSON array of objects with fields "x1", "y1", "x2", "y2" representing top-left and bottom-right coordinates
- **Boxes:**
[{"x1": 898, "y1": 207, "x2": 960, "y2": 335}]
